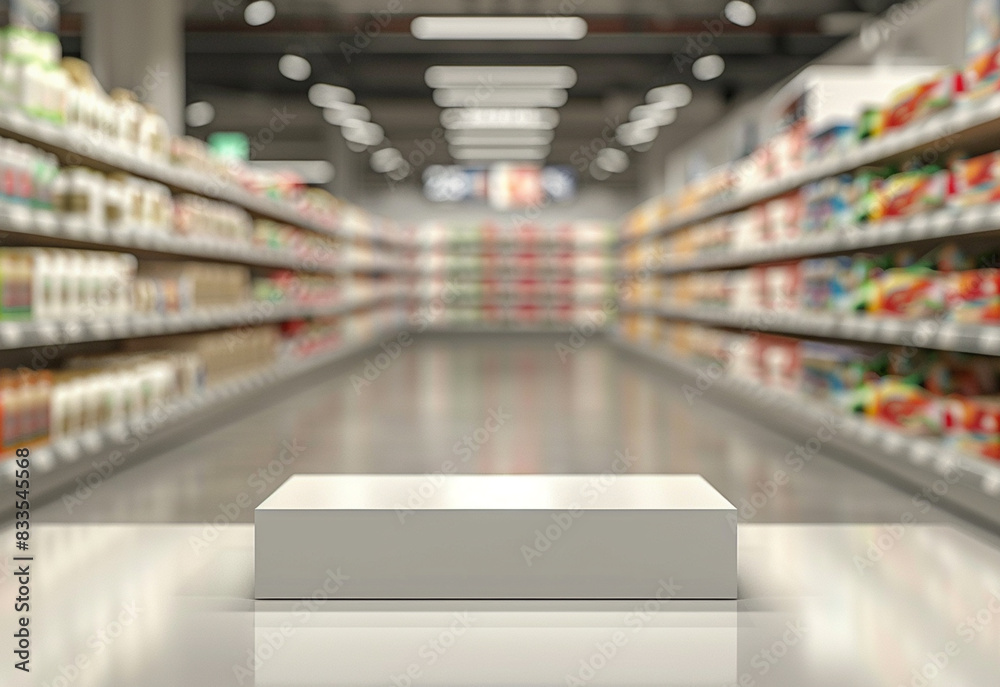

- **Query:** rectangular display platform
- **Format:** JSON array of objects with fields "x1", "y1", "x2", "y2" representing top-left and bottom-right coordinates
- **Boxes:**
[{"x1": 254, "y1": 474, "x2": 737, "y2": 599}]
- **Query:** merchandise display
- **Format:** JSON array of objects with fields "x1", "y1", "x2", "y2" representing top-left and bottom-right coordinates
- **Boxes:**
[
  {"x1": 411, "y1": 221, "x2": 615, "y2": 328},
  {"x1": 6, "y1": 3, "x2": 1000, "y2": 686},
  {"x1": 0, "y1": 25, "x2": 414, "y2": 479},
  {"x1": 616, "y1": 31, "x2": 1000, "y2": 502}
]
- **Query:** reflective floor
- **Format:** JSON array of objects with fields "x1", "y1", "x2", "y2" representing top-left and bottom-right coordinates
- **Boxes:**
[
  {"x1": 33, "y1": 334, "x2": 994, "y2": 534},
  {"x1": 3, "y1": 523, "x2": 999, "y2": 687},
  {"x1": 10, "y1": 334, "x2": 1000, "y2": 686}
]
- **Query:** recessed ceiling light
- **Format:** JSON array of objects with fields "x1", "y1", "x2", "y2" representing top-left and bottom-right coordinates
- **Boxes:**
[
  {"x1": 411, "y1": 16, "x2": 587, "y2": 40},
  {"x1": 244, "y1": 0, "x2": 276, "y2": 26},
  {"x1": 309, "y1": 84, "x2": 355, "y2": 107},
  {"x1": 724, "y1": 1, "x2": 757, "y2": 27},
  {"x1": 589, "y1": 160, "x2": 611, "y2": 181},
  {"x1": 433, "y1": 88, "x2": 568, "y2": 108},
  {"x1": 346, "y1": 140, "x2": 369, "y2": 153},
  {"x1": 342, "y1": 120, "x2": 384, "y2": 146},
  {"x1": 387, "y1": 162, "x2": 411, "y2": 181},
  {"x1": 185, "y1": 101, "x2": 215, "y2": 128},
  {"x1": 278, "y1": 54, "x2": 311, "y2": 81},
  {"x1": 450, "y1": 146, "x2": 550, "y2": 160},
  {"x1": 440, "y1": 108, "x2": 560, "y2": 130},
  {"x1": 692, "y1": 55, "x2": 725, "y2": 81},
  {"x1": 616, "y1": 120, "x2": 658, "y2": 146},
  {"x1": 595, "y1": 147, "x2": 629, "y2": 173},
  {"x1": 322, "y1": 103, "x2": 371, "y2": 125},
  {"x1": 370, "y1": 148, "x2": 404, "y2": 173},
  {"x1": 645, "y1": 84, "x2": 693, "y2": 108},
  {"x1": 629, "y1": 105, "x2": 677, "y2": 126},
  {"x1": 425, "y1": 66, "x2": 577, "y2": 89}
]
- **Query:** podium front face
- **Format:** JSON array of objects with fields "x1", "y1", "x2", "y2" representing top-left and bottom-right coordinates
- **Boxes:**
[{"x1": 254, "y1": 474, "x2": 737, "y2": 600}]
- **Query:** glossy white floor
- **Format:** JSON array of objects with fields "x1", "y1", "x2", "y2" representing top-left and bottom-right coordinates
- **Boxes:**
[{"x1": 6, "y1": 334, "x2": 1000, "y2": 686}]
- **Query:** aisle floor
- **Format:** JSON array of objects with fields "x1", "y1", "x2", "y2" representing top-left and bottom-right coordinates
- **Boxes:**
[
  {"x1": 15, "y1": 334, "x2": 1000, "y2": 686},
  {"x1": 35, "y1": 334, "x2": 994, "y2": 537}
]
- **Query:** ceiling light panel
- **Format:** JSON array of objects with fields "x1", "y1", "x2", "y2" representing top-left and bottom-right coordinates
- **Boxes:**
[
  {"x1": 449, "y1": 146, "x2": 551, "y2": 160},
  {"x1": 440, "y1": 108, "x2": 560, "y2": 130},
  {"x1": 411, "y1": 16, "x2": 587, "y2": 40},
  {"x1": 433, "y1": 88, "x2": 568, "y2": 108},
  {"x1": 425, "y1": 66, "x2": 577, "y2": 89}
]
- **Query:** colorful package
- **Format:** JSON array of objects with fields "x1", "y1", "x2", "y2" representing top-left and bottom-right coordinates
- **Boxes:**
[
  {"x1": 946, "y1": 269, "x2": 1000, "y2": 322},
  {"x1": 963, "y1": 44, "x2": 1000, "y2": 100},
  {"x1": 951, "y1": 151, "x2": 1000, "y2": 205},
  {"x1": 865, "y1": 266, "x2": 947, "y2": 318},
  {"x1": 881, "y1": 71, "x2": 962, "y2": 131},
  {"x1": 942, "y1": 395, "x2": 1000, "y2": 460},
  {"x1": 856, "y1": 376, "x2": 942, "y2": 435},
  {"x1": 856, "y1": 167, "x2": 951, "y2": 222}
]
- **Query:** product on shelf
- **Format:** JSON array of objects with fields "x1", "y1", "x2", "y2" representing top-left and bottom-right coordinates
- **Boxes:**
[
  {"x1": 0, "y1": 369, "x2": 52, "y2": 451},
  {"x1": 134, "y1": 261, "x2": 251, "y2": 314},
  {"x1": 0, "y1": 137, "x2": 59, "y2": 211},
  {"x1": 253, "y1": 271, "x2": 341, "y2": 307},
  {"x1": 173, "y1": 194, "x2": 253, "y2": 242},
  {"x1": 0, "y1": 248, "x2": 137, "y2": 321},
  {"x1": 54, "y1": 166, "x2": 174, "y2": 234}
]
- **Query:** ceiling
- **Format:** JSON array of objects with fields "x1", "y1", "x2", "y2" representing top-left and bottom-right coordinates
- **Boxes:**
[{"x1": 58, "y1": 0, "x2": 896, "y2": 191}]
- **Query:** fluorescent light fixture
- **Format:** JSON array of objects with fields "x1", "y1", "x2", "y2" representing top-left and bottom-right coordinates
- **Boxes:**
[
  {"x1": 250, "y1": 160, "x2": 334, "y2": 184},
  {"x1": 322, "y1": 103, "x2": 371, "y2": 125},
  {"x1": 425, "y1": 66, "x2": 577, "y2": 89},
  {"x1": 629, "y1": 104, "x2": 677, "y2": 126},
  {"x1": 595, "y1": 147, "x2": 629, "y2": 173},
  {"x1": 440, "y1": 108, "x2": 560, "y2": 130},
  {"x1": 646, "y1": 84, "x2": 693, "y2": 108},
  {"x1": 342, "y1": 119, "x2": 384, "y2": 146},
  {"x1": 370, "y1": 148, "x2": 404, "y2": 173},
  {"x1": 411, "y1": 16, "x2": 587, "y2": 40},
  {"x1": 724, "y1": 1, "x2": 757, "y2": 27},
  {"x1": 692, "y1": 55, "x2": 725, "y2": 81},
  {"x1": 445, "y1": 130, "x2": 554, "y2": 146},
  {"x1": 244, "y1": 0, "x2": 275, "y2": 26},
  {"x1": 450, "y1": 146, "x2": 550, "y2": 160},
  {"x1": 433, "y1": 88, "x2": 567, "y2": 108},
  {"x1": 278, "y1": 54, "x2": 311, "y2": 81},
  {"x1": 308, "y1": 83, "x2": 355, "y2": 108},
  {"x1": 185, "y1": 101, "x2": 215, "y2": 128},
  {"x1": 616, "y1": 120, "x2": 658, "y2": 146}
]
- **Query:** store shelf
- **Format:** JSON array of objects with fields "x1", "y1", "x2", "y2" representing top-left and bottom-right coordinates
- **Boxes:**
[
  {"x1": 0, "y1": 205, "x2": 411, "y2": 275},
  {"x1": 0, "y1": 329, "x2": 399, "y2": 508},
  {"x1": 619, "y1": 92, "x2": 1000, "y2": 246},
  {"x1": 426, "y1": 322, "x2": 580, "y2": 333},
  {"x1": 612, "y1": 335, "x2": 1000, "y2": 525},
  {"x1": 646, "y1": 201, "x2": 1000, "y2": 275},
  {"x1": 623, "y1": 304, "x2": 1000, "y2": 356},
  {"x1": 0, "y1": 110, "x2": 407, "y2": 246},
  {"x1": 0, "y1": 293, "x2": 401, "y2": 351}
]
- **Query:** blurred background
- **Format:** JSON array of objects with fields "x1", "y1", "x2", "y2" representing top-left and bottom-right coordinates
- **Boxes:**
[{"x1": 2, "y1": 1, "x2": 1000, "y2": 686}]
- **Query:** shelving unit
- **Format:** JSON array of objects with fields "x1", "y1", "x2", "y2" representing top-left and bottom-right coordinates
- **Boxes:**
[
  {"x1": 0, "y1": 291, "x2": 405, "y2": 350},
  {"x1": 0, "y1": 110, "x2": 407, "y2": 247},
  {"x1": 0, "y1": 207, "x2": 407, "y2": 275},
  {"x1": 619, "y1": 91, "x2": 1000, "y2": 246},
  {"x1": 0, "y1": 327, "x2": 404, "y2": 516},
  {"x1": 622, "y1": 304, "x2": 1000, "y2": 356},
  {"x1": 614, "y1": 335, "x2": 1000, "y2": 529},
  {"x1": 647, "y1": 202, "x2": 1000, "y2": 275}
]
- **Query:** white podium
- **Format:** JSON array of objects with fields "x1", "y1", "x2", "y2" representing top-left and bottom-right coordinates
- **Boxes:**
[{"x1": 254, "y1": 474, "x2": 736, "y2": 599}]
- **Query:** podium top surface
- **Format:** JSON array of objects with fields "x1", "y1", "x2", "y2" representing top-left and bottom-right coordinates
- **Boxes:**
[{"x1": 256, "y1": 474, "x2": 735, "y2": 512}]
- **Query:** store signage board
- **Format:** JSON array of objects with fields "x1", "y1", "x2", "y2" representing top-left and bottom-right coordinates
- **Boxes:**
[{"x1": 254, "y1": 474, "x2": 737, "y2": 599}]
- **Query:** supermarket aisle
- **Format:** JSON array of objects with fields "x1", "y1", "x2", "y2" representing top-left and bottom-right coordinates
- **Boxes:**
[{"x1": 35, "y1": 334, "x2": 989, "y2": 538}]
